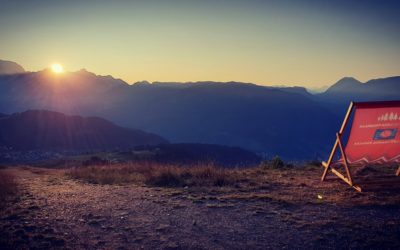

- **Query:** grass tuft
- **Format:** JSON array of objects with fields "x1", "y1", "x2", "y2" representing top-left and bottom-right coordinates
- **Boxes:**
[{"x1": 0, "y1": 170, "x2": 19, "y2": 207}]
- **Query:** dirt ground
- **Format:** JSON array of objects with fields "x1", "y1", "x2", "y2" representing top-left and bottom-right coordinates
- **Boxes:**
[{"x1": 1, "y1": 165, "x2": 400, "y2": 250}]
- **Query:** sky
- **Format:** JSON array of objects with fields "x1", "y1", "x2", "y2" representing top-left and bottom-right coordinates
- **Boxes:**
[{"x1": 0, "y1": 0, "x2": 399, "y2": 88}]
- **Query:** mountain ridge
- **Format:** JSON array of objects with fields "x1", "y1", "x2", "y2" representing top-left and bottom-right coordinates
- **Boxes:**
[
  {"x1": 318, "y1": 76, "x2": 400, "y2": 110},
  {"x1": 0, "y1": 60, "x2": 25, "y2": 75},
  {"x1": 0, "y1": 110, "x2": 167, "y2": 151}
]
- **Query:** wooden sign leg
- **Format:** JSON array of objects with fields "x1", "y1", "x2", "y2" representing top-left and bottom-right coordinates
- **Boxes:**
[
  {"x1": 396, "y1": 166, "x2": 400, "y2": 176},
  {"x1": 321, "y1": 133, "x2": 362, "y2": 192},
  {"x1": 321, "y1": 138, "x2": 338, "y2": 181},
  {"x1": 336, "y1": 133, "x2": 353, "y2": 186}
]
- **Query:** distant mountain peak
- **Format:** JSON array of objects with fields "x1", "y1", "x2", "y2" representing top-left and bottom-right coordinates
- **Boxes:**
[
  {"x1": 77, "y1": 68, "x2": 89, "y2": 73},
  {"x1": 325, "y1": 77, "x2": 362, "y2": 93},
  {"x1": 320, "y1": 75, "x2": 400, "y2": 106},
  {"x1": 0, "y1": 59, "x2": 25, "y2": 75},
  {"x1": 336, "y1": 76, "x2": 362, "y2": 85}
]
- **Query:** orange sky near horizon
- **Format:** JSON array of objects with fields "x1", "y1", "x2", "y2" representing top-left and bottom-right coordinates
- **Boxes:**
[{"x1": 1, "y1": 0, "x2": 399, "y2": 88}]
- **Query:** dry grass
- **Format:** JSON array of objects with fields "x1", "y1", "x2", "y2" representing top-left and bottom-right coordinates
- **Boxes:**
[
  {"x1": 146, "y1": 165, "x2": 237, "y2": 187},
  {"x1": 68, "y1": 163, "x2": 150, "y2": 185},
  {"x1": 67, "y1": 162, "x2": 400, "y2": 206},
  {"x1": 0, "y1": 169, "x2": 19, "y2": 207},
  {"x1": 68, "y1": 162, "x2": 237, "y2": 187}
]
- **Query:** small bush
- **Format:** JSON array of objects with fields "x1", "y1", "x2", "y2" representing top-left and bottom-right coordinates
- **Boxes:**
[
  {"x1": 271, "y1": 156, "x2": 284, "y2": 168},
  {"x1": 0, "y1": 170, "x2": 18, "y2": 207},
  {"x1": 260, "y1": 156, "x2": 285, "y2": 169}
]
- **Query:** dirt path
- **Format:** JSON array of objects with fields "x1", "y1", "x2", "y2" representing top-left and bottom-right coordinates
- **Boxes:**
[{"x1": 1, "y1": 167, "x2": 400, "y2": 249}]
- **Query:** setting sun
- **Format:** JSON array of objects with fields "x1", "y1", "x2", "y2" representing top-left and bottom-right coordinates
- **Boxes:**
[{"x1": 51, "y1": 63, "x2": 64, "y2": 73}]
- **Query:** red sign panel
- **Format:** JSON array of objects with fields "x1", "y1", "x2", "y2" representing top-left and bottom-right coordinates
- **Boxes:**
[{"x1": 345, "y1": 103, "x2": 400, "y2": 165}]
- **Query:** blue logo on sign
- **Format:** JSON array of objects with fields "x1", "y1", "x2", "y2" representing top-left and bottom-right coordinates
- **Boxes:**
[{"x1": 373, "y1": 128, "x2": 397, "y2": 140}]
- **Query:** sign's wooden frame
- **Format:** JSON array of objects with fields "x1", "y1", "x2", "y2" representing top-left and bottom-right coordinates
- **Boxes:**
[{"x1": 321, "y1": 101, "x2": 400, "y2": 192}]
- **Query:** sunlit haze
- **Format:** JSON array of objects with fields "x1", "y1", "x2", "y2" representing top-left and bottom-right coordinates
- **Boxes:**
[
  {"x1": 51, "y1": 63, "x2": 64, "y2": 74},
  {"x1": 1, "y1": 0, "x2": 399, "y2": 87}
]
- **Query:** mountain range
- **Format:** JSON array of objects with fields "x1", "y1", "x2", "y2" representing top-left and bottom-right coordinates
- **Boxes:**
[{"x1": 1, "y1": 60, "x2": 399, "y2": 160}]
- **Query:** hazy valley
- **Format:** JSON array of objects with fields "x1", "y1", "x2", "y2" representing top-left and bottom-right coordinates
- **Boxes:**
[{"x1": 1, "y1": 60, "x2": 399, "y2": 160}]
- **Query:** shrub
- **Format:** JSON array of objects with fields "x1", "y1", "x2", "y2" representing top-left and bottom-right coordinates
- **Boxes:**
[
  {"x1": 271, "y1": 156, "x2": 284, "y2": 168},
  {"x1": 260, "y1": 156, "x2": 285, "y2": 169}
]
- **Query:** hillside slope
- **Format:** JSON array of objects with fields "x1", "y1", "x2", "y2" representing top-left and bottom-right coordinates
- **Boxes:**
[{"x1": 0, "y1": 110, "x2": 167, "y2": 151}]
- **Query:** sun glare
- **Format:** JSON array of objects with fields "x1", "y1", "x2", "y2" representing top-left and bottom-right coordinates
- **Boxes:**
[{"x1": 51, "y1": 63, "x2": 64, "y2": 74}]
